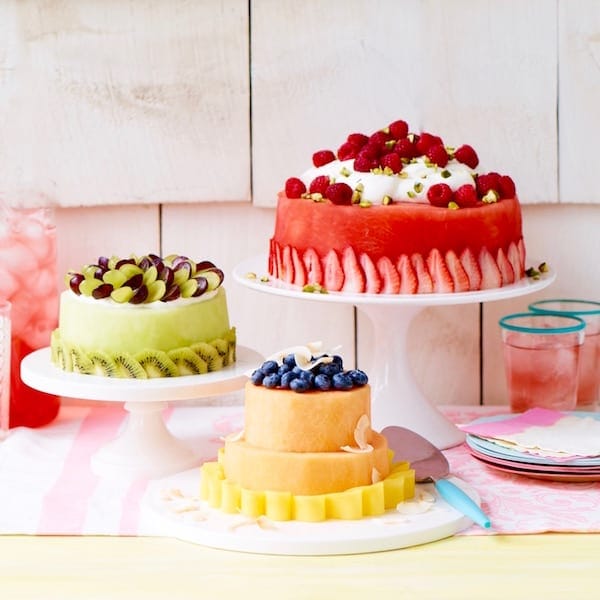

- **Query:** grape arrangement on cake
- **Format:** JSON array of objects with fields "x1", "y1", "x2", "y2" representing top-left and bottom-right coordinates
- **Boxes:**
[
  {"x1": 269, "y1": 119, "x2": 526, "y2": 294},
  {"x1": 50, "y1": 253, "x2": 236, "y2": 378}
]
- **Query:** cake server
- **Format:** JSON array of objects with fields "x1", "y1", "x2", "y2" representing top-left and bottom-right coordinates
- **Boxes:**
[{"x1": 381, "y1": 425, "x2": 491, "y2": 529}]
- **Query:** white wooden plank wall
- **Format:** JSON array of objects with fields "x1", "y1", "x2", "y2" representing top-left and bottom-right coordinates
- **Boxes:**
[{"x1": 1, "y1": 1, "x2": 598, "y2": 408}]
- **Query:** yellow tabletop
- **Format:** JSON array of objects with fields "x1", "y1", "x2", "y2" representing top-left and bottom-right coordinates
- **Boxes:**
[{"x1": 1, "y1": 533, "x2": 598, "y2": 599}]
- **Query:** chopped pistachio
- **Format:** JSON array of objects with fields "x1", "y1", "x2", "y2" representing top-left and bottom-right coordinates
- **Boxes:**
[
  {"x1": 538, "y1": 262, "x2": 549, "y2": 273},
  {"x1": 351, "y1": 190, "x2": 362, "y2": 204},
  {"x1": 245, "y1": 272, "x2": 257, "y2": 279},
  {"x1": 383, "y1": 166, "x2": 394, "y2": 176},
  {"x1": 526, "y1": 267, "x2": 541, "y2": 279},
  {"x1": 382, "y1": 195, "x2": 392, "y2": 205},
  {"x1": 407, "y1": 133, "x2": 415, "y2": 143},
  {"x1": 310, "y1": 192, "x2": 323, "y2": 202},
  {"x1": 414, "y1": 182, "x2": 423, "y2": 193},
  {"x1": 340, "y1": 166, "x2": 351, "y2": 177},
  {"x1": 441, "y1": 169, "x2": 452, "y2": 179},
  {"x1": 260, "y1": 276, "x2": 270, "y2": 283},
  {"x1": 482, "y1": 190, "x2": 499, "y2": 204},
  {"x1": 448, "y1": 201, "x2": 459, "y2": 210},
  {"x1": 407, "y1": 190, "x2": 416, "y2": 199},
  {"x1": 398, "y1": 171, "x2": 408, "y2": 179},
  {"x1": 355, "y1": 183, "x2": 364, "y2": 192},
  {"x1": 382, "y1": 126, "x2": 390, "y2": 135},
  {"x1": 359, "y1": 200, "x2": 372, "y2": 208},
  {"x1": 385, "y1": 140, "x2": 395, "y2": 150},
  {"x1": 302, "y1": 283, "x2": 328, "y2": 294},
  {"x1": 372, "y1": 167, "x2": 383, "y2": 175}
]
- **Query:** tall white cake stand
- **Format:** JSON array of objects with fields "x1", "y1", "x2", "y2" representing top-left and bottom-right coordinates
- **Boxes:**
[
  {"x1": 21, "y1": 346, "x2": 262, "y2": 479},
  {"x1": 233, "y1": 255, "x2": 555, "y2": 449}
]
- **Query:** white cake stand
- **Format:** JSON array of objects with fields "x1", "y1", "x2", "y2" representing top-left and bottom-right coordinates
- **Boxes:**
[
  {"x1": 233, "y1": 255, "x2": 556, "y2": 449},
  {"x1": 21, "y1": 346, "x2": 262, "y2": 479}
]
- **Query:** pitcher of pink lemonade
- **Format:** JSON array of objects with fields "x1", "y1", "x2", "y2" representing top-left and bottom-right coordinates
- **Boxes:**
[{"x1": 0, "y1": 203, "x2": 60, "y2": 427}]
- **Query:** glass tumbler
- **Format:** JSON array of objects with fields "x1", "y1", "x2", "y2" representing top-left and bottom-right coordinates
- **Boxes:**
[
  {"x1": 529, "y1": 299, "x2": 600, "y2": 410},
  {"x1": 499, "y1": 312, "x2": 586, "y2": 413}
]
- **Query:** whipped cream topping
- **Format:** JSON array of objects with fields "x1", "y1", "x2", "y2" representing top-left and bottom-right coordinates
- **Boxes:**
[{"x1": 301, "y1": 157, "x2": 476, "y2": 205}]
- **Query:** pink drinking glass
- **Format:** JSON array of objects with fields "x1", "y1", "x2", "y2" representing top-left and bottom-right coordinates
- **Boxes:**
[
  {"x1": 499, "y1": 312, "x2": 586, "y2": 413},
  {"x1": 529, "y1": 299, "x2": 600, "y2": 410}
]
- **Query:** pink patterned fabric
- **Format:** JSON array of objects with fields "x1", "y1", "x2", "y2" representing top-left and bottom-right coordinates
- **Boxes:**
[{"x1": 0, "y1": 404, "x2": 599, "y2": 536}]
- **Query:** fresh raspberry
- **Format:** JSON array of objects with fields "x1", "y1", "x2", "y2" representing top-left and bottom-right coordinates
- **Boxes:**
[
  {"x1": 381, "y1": 152, "x2": 402, "y2": 174},
  {"x1": 347, "y1": 133, "x2": 369, "y2": 149},
  {"x1": 426, "y1": 143, "x2": 449, "y2": 167},
  {"x1": 476, "y1": 172, "x2": 502, "y2": 197},
  {"x1": 394, "y1": 137, "x2": 417, "y2": 159},
  {"x1": 389, "y1": 119, "x2": 409, "y2": 140},
  {"x1": 312, "y1": 149, "x2": 336, "y2": 167},
  {"x1": 360, "y1": 142, "x2": 382, "y2": 159},
  {"x1": 337, "y1": 141, "x2": 359, "y2": 161},
  {"x1": 427, "y1": 183, "x2": 454, "y2": 207},
  {"x1": 454, "y1": 184, "x2": 479, "y2": 207},
  {"x1": 498, "y1": 175, "x2": 516, "y2": 199},
  {"x1": 369, "y1": 130, "x2": 391, "y2": 148},
  {"x1": 353, "y1": 153, "x2": 378, "y2": 172},
  {"x1": 416, "y1": 132, "x2": 443, "y2": 155},
  {"x1": 454, "y1": 144, "x2": 479, "y2": 169},
  {"x1": 325, "y1": 182, "x2": 353, "y2": 205},
  {"x1": 309, "y1": 175, "x2": 331, "y2": 195},
  {"x1": 284, "y1": 177, "x2": 306, "y2": 198}
]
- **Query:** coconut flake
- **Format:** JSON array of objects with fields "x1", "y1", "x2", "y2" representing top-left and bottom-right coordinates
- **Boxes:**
[
  {"x1": 354, "y1": 414, "x2": 371, "y2": 450},
  {"x1": 371, "y1": 468, "x2": 383, "y2": 484},
  {"x1": 221, "y1": 429, "x2": 245, "y2": 442}
]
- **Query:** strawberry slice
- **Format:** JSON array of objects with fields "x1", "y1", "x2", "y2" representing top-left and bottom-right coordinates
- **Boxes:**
[
  {"x1": 281, "y1": 246, "x2": 295, "y2": 284},
  {"x1": 291, "y1": 247, "x2": 307, "y2": 287},
  {"x1": 507, "y1": 242, "x2": 522, "y2": 279},
  {"x1": 397, "y1": 254, "x2": 418, "y2": 294},
  {"x1": 459, "y1": 247, "x2": 482, "y2": 291},
  {"x1": 360, "y1": 253, "x2": 382, "y2": 294},
  {"x1": 445, "y1": 250, "x2": 470, "y2": 292},
  {"x1": 303, "y1": 248, "x2": 323, "y2": 285},
  {"x1": 517, "y1": 239, "x2": 526, "y2": 275},
  {"x1": 377, "y1": 256, "x2": 400, "y2": 294},
  {"x1": 411, "y1": 253, "x2": 433, "y2": 293},
  {"x1": 323, "y1": 249, "x2": 344, "y2": 291},
  {"x1": 341, "y1": 247, "x2": 365, "y2": 293},
  {"x1": 268, "y1": 239, "x2": 278, "y2": 278},
  {"x1": 496, "y1": 248, "x2": 514, "y2": 285},
  {"x1": 478, "y1": 248, "x2": 502, "y2": 289},
  {"x1": 426, "y1": 249, "x2": 454, "y2": 293}
]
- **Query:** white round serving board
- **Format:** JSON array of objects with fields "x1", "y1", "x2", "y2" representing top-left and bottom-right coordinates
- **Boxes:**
[{"x1": 141, "y1": 468, "x2": 477, "y2": 556}]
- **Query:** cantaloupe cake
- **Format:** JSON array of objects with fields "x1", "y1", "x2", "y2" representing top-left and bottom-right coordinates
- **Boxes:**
[
  {"x1": 200, "y1": 345, "x2": 415, "y2": 521},
  {"x1": 50, "y1": 254, "x2": 236, "y2": 378},
  {"x1": 269, "y1": 119, "x2": 527, "y2": 294}
]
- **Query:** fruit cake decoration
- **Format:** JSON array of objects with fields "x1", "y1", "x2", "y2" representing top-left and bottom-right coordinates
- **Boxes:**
[
  {"x1": 51, "y1": 253, "x2": 236, "y2": 379},
  {"x1": 66, "y1": 253, "x2": 225, "y2": 304},
  {"x1": 249, "y1": 342, "x2": 369, "y2": 393},
  {"x1": 284, "y1": 119, "x2": 516, "y2": 208}
]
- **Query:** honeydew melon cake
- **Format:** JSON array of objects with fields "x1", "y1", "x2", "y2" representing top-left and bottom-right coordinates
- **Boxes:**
[
  {"x1": 269, "y1": 119, "x2": 527, "y2": 294},
  {"x1": 50, "y1": 254, "x2": 236, "y2": 378},
  {"x1": 200, "y1": 345, "x2": 416, "y2": 521}
]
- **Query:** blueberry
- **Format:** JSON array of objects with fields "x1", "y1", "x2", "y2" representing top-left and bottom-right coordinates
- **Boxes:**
[
  {"x1": 278, "y1": 363, "x2": 291, "y2": 376},
  {"x1": 292, "y1": 366, "x2": 304, "y2": 376},
  {"x1": 280, "y1": 370, "x2": 298, "y2": 388},
  {"x1": 331, "y1": 355, "x2": 344, "y2": 369},
  {"x1": 283, "y1": 354, "x2": 297, "y2": 368},
  {"x1": 290, "y1": 378, "x2": 310, "y2": 393},
  {"x1": 319, "y1": 363, "x2": 342, "y2": 377},
  {"x1": 332, "y1": 372, "x2": 353, "y2": 390},
  {"x1": 260, "y1": 360, "x2": 279, "y2": 375},
  {"x1": 314, "y1": 374, "x2": 331, "y2": 391},
  {"x1": 348, "y1": 369, "x2": 368, "y2": 386},
  {"x1": 262, "y1": 373, "x2": 281, "y2": 388},
  {"x1": 250, "y1": 369, "x2": 265, "y2": 385},
  {"x1": 299, "y1": 370, "x2": 315, "y2": 387}
]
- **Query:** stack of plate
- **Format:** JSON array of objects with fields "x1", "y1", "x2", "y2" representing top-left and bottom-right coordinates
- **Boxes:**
[{"x1": 465, "y1": 412, "x2": 600, "y2": 482}]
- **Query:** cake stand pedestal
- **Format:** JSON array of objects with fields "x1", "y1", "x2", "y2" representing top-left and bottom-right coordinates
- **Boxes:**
[
  {"x1": 21, "y1": 346, "x2": 262, "y2": 480},
  {"x1": 233, "y1": 255, "x2": 555, "y2": 449}
]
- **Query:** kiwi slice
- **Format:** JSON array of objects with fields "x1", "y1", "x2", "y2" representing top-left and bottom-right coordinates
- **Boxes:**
[
  {"x1": 88, "y1": 351, "x2": 118, "y2": 377},
  {"x1": 212, "y1": 338, "x2": 230, "y2": 366},
  {"x1": 70, "y1": 346, "x2": 94, "y2": 375},
  {"x1": 113, "y1": 352, "x2": 148, "y2": 379},
  {"x1": 51, "y1": 331, "x2": 73, "y2": 371},
  {"x1": 168, "y1": 348, "x2": 209, "y2": 376},
  {"x1": 134, "y1": 349, "x2": 179, "y2": 378},
  {"x1": 191, "y1": 342, "x2": 223, "y2": 372}
]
